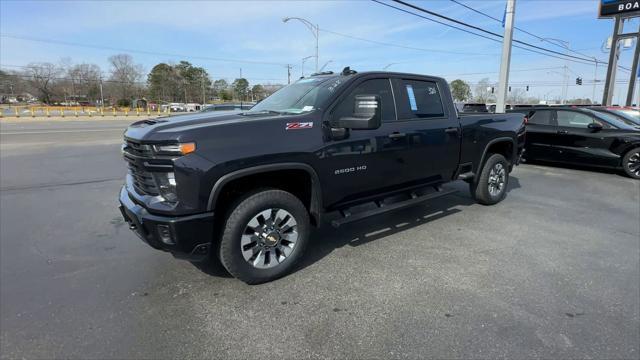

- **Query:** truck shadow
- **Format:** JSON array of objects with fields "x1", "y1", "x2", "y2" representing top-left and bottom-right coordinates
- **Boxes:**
[
  {"x1": 191, "y1": 176, "x2": 521, "y2": 279},
  {"x1": 294, "y1": 177, "x2": 521, "y2": 273}
]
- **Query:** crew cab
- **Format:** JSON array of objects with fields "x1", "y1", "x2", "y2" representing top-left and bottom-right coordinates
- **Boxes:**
[{"x1": 119, "y1": 68, "x2": 525, "y2": 284}]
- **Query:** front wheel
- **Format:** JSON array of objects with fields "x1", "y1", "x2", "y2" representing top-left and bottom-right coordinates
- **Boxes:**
[
  {"x1": 218, "y1": 189, "x2": 310, "y2": 284},
  {"x1": 470, "y1": 153, "x2": 509, "y2": 205},
  {"x1": 622, "y1": 147, "x2": 640, "y2": 179}
]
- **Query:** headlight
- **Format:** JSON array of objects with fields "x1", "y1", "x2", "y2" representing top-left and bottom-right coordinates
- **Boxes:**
[
  {"x1": 155, "y1": 172, "x2": 177, "y2": 203},
  {"x1": 153, "y1": 142, "x2": 196, "y2": 156}
]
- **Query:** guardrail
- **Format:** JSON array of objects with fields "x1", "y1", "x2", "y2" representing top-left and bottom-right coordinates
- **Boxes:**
[{"x1": 0, "y1": 106, "x2": 172, "y2": 118}]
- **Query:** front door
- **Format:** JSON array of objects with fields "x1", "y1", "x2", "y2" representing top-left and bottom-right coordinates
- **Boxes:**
[
  {"x1": 554, "y1": 109, "x2": 618, "y2": 166},
  {"x1": 319, "y1": 77, "x2": 412, "y2": 208}
]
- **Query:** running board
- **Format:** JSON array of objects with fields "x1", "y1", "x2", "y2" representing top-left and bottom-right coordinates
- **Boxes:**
[{"x1": 331, "y1": 187, "x2": 457, "y2": 228}]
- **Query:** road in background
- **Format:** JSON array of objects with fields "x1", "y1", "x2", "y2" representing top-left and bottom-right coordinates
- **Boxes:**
[{"x1": 1, "y1": 120, "x2": 639, "y2": 359}]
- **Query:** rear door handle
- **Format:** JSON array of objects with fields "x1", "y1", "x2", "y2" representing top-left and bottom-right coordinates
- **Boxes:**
[
  {"x1": 444, "y1": 127, "x2": 459, "y2": 134},
  {"x1": 388, "y1": 132, "x2": 406, "y2": 139}
]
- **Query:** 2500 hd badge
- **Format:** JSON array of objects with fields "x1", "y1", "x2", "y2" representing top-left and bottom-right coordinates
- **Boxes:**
[{"x1": 334, "y1": 165, "x2": 367, "y2": 175}]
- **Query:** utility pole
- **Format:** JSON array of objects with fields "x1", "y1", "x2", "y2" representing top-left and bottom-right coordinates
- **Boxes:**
[
  {"x1": 626, "y1": 25, "x2": 639, "y2": 106},
  {"x1": 201, "y1": 75, "x2": 206, "y2": 105},
  {"x1": 99, "y1": 77, "x2": 104, "y2": 110},
  {"x1": 239, "y1": 68, "x2": 242, "y2": 79},
  {"x1": 496, "y1": 0, "x2": 516, "y2": 113},
  {"x1": 603, "y1": 17, "x2": 624, "y2": 105},
  {"x1": 286, "y1": 64, "x2": 292, "y2": 84},
  {"x1": 593, "y1": 58, "x2": 598, "y2": 103}
]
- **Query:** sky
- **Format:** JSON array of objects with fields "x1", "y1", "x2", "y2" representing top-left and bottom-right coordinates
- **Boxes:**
[{"x1": 1, "y1": 0, "x2": 639, "y2": 103}]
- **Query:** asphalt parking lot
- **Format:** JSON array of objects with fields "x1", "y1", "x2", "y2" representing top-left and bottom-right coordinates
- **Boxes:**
[{"x1": 1, "y1": 119, "x2": 639, "y2": 359}]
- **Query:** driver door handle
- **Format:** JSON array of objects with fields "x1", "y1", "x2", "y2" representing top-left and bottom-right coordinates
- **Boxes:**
[
  {"x1": 388, "y1": 132, "x2": 406, "y2": 139},
  {"x1": 444, "y1": 127, "x2": 459, "y2": 134}
]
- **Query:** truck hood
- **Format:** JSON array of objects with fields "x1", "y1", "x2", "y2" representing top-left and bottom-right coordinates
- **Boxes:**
[{"x1": 124, "y1": 111, "x2": 281, "y2": 142}]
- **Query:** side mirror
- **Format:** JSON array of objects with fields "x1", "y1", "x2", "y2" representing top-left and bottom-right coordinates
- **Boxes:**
[
  {"x1": 335, "y1": 95, "x2": 382, "y2": 130},
  {"x1": 588, "y1": 122, "x2": 603, "y2": 131}
]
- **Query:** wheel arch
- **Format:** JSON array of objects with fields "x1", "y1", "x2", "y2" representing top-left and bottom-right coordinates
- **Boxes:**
[
  {"x1": 207, "y1": 163, "x2": 323, "y2": 226},
  {"x1": 478, "y1": 137, "x2": 517, "y2": 172}
]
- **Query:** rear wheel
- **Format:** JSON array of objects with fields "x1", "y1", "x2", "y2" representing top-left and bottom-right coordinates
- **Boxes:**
[
  {"x1": 218, "y1": 189, "x2": 310, "y2": 284},
  {"x1": 622, "y1": 147, "x2": 640, "y2": 179},
  {"x1": 470, "y1": 153, "x2": 509, "y2": 205}
]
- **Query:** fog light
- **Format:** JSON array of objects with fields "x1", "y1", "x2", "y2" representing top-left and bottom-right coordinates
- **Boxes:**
[
  {"x1": 157, "y1": 224, "x2": 174, "y2": 245},
  {"x1": 155, "y1": 172, "x2": 178, "y2": 203}
]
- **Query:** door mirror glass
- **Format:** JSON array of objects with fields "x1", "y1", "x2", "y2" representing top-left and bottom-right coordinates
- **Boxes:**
[
  {"x1": 336, "y1": 95, "x2": 382, "y2": 130},
  {"x1": 588, "y1": 122, "x2": 603, "y2": 131}
]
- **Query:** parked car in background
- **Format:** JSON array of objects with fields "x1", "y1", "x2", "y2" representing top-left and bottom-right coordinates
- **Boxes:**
[
  {"x1": 461, "y1": 103, "x2": 488, "y2": 113},
  {"x1": 201, "y1": 103, "x2": 255, "y2": 112},
  {"x1": 509, "y1": 106, "x2": 640, "y2": 179}
]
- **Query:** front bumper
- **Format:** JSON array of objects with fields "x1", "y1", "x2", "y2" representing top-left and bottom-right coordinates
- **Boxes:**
[{"x1": 118, "y1": 186, "x2": 214, "y2": 261}]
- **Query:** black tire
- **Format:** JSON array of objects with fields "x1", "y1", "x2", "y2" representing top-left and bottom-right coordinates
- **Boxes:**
[
  {"x1": 622, "y1": 147, "x2": 640, "y2": 179},
  {"x1": 218, "y1": 189, "x2": 310, "y2": 284},
  {"x1": 470, "y1": 153, "x2": 509, "y2": 205}
]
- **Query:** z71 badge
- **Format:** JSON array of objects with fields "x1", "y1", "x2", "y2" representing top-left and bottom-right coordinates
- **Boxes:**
[{"x1": 286, "y1": 122, "x2": 313, "y2": 130}]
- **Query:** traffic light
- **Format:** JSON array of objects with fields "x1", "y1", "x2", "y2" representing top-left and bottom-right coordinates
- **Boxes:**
[
  {"x1": 576, "y1": 77, "x2": 582, "y2": 85},
  {"x1": 491, "y1": 87, "x2": 495, "y2": 94},
  {"x1": 526, "y1": 85, "x2": 529, "y2": 91},
  {"x1": 508, "y1": 86, "x2": 511, "y2": 92}
]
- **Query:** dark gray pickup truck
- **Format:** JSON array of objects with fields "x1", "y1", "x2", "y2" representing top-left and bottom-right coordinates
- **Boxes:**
[{"x1": 119, "y1": 68, "x2": 526, "y2": 284}]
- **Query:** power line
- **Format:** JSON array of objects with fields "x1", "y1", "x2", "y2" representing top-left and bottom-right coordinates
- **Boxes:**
[
  {"x1": 448, "y1": 0, "x2": 603, "y2": 62},
  {"x1": 443, "y1": 66, "x2": 565, "y2": 77},
  {"x1": 320, "y1": 28, "x2": 497, "y2": 56},
  {"x1": 374, "y1": 0, "x2": 600, "y2": 66},
  {"x1": 0, "y1": 34, "x2": 289, "y2": 67}
]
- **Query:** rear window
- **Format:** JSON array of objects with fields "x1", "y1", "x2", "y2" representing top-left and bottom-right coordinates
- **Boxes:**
[
  {"x1": 396, "y1": 79, "x2": 445, "y2": 119},
  {"x1": 528, "y1": 110, "x2": 553, "y2": 125}
]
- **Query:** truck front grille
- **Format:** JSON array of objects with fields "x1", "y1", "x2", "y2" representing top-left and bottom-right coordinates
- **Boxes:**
[{"x1": 123, "y1": 140, "x2": 159, "y2": 196}]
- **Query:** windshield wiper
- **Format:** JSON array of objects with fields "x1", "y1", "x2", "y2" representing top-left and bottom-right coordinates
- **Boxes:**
[{"x1": 240, "y1": 110, "x2": 283, "y2": 116}]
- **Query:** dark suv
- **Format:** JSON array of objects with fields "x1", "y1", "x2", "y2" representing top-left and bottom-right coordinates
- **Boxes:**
[{"x1": 509, "y1": 106, "x2": 640, "y2": 178}]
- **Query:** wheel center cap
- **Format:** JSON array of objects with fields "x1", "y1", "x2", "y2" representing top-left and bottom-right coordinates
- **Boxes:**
[{"x1": 265, "y1": 232, "x2": 280, "y2": 246}]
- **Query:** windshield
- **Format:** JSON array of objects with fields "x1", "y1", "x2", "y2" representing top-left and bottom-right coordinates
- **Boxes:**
[
  {"x1": 246, "y1": 77, "x2": 344, "y2": 115},
  {"x1": 583, "y1": 109, "x2": 639, "y2": 130}
]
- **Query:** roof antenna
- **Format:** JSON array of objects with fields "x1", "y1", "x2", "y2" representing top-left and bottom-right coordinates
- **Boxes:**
[{"x1": 341, "y1": 67, "x2": 357, "y2": 76}]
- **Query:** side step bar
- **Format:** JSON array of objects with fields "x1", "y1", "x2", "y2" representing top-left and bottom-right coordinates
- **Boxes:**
[{"x1": 331, "y1": 187, "x2": 457, "y2": 228}]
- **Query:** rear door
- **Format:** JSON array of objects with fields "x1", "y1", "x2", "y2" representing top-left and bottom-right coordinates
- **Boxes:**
[
  {"x1": 522, "y1": 109, "x2": 557, "y2": 161},
  {"x1": 392, "y1": 77, "x2": 460, "y2": 182}
]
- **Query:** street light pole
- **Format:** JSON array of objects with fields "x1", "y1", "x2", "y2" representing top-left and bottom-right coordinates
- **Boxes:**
[
  {"x1": 301, "y1": 55, "x2": 314, "y2": 77},
  {"x1": 283, "y1": 17, "x2": 319, "y2": 72},
  {"x1": 541, "y1": 38, "x2": 570, "y2": 104}
]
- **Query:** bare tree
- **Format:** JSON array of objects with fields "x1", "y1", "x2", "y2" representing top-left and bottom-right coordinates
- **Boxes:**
[
  {"x1": 473, "y1": 78, "x2": 496, "y2": 103},
  {"x1": 25, "y1": 62, "x2": 62, "y2": 104},
  {"x1": 68, "y1": 63, "x2": 102, "y2": 103},
  {"x1": 108, "y1": 54, "x2": 143, "y2": 104}
]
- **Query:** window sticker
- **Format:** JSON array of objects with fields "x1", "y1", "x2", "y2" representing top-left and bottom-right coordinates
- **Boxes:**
[
  {"x1": 427, "y1": 86, "x2": 437, "y2": 95},
  {"x1": 406, "y1": 85, "x2": 418, "y2": 111}
]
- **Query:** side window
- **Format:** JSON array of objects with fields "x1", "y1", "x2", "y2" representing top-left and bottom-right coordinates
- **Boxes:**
[
  {"x1": 557, "y1": 110, "x2": 594, "y2": 128},
  {"x1": 396, "y1": 79, "x2": 445, "y2": 119},
  {"x1": 333, "y1": 79, "x2": 396, "y2": 122},
  {"x1": 528, "y1": 110, "x2": 553, "y2": 125}
]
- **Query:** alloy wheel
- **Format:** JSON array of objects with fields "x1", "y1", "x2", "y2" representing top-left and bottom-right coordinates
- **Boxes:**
[
  {"x1": 488, "y1": 162, "x2": 506, "y2": 197},
  {"x1": 628, "y1": 151, "x2": 640, "y2": 177},
  {"x1": 240, "y1": 209, "x2": 298, "y2": 269}
]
